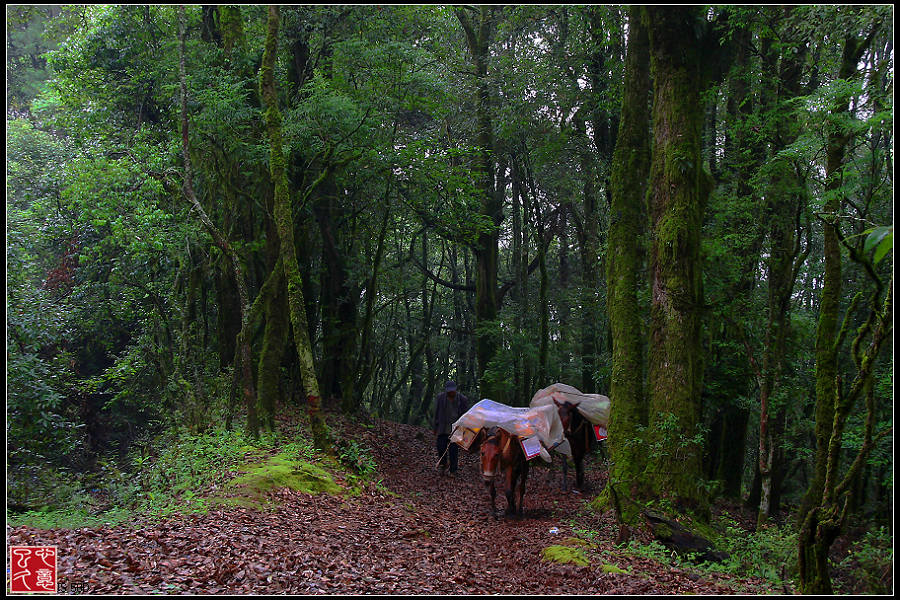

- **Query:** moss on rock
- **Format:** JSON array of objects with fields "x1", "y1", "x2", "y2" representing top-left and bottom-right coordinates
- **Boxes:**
[
  {"x1": 564, "y1": 536, "x2": 597, "y2": 549},
  {"x1": 601, "y1": 563, "x2": 629, "y2": 574},
  {"x1": 210, "y1": 451, "x2": 341, "y2": 510},
  {"x1": 542, "y1": 545, "x2": 590, "y2": 567}
]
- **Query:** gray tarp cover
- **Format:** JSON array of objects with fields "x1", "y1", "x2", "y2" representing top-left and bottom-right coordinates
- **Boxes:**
[
  {"x1": 529, "y1": 382, "x2": 611, "y2": 428},
  {"x1": 449, "y1": 399, "x2": 571, "y2": 462}
]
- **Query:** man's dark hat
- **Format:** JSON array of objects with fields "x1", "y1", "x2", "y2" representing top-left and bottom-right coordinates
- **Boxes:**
[{"x1": 445, "y1": 380, "x2": 458, "y2": 392}]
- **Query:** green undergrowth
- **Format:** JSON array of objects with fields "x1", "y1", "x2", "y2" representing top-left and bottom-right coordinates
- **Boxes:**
[
  {"x1": 615, "y1": 512, "x2": 797, "y2": 591},
  {"x1": 6, "y1": 505, "x2": 134, "y2": 530},
  {"x1": 833, "y1": 526, "x2": 892, "y2": 594},
  {"x1": 8, "y1": 420, "x2": 381, "y2": 529},
  {"x1": 542, "y1": 535, "x2": 630, "y2": 574}
]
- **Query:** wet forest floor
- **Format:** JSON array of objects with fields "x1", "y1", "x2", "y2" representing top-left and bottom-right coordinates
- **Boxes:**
[{"x1": 8, "y1": 412, "x2": 787, "y2": 595}]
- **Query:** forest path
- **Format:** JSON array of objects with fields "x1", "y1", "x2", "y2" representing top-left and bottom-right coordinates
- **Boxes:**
[{"x1": 8, "y1": 416, "x2": 754, "y2": 594}]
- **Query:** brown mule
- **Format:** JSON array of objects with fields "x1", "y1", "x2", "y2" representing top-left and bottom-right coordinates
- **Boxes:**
[
  {"x1": 554, "y1": 400, "x2": 592, "y2": 491},
  {"x1": 479, "y1": 427, "x2": 529, "y2": 517}
]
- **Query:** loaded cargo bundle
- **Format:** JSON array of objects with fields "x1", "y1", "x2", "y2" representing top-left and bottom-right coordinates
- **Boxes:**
[
  {"x1": 449, "y1": 399, "x2": 572, "y2": 462},
  {"x1": 529, "y1": 382, "x2": 611, "y2": 427}
]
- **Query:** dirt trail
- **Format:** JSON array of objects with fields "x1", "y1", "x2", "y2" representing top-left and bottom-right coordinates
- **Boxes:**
[{"x1": 7, "y1": 416, "x2": 760, "y2": 594}]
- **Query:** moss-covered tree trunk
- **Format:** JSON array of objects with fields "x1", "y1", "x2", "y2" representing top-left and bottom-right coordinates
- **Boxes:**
[
  {"x1": 256, "y1": 260, "x2": 287, "y2": 433},
  {"x1": 259, "y1": 5, "x2": 329, "y2": 452},
  {"x1": 797, "y1": 27, "x2": 882, "y2": 594},
  {"x1": 799, "y1": 56, "x2": 849, "y2": 532},
  {"x1": 604, "y1": 5, "x2": 651, "y2": 509},
  {"x1": 643, "y1": 6, "x2": 710, "y2": 512},
  {"x1": 799, "y1": 280, "x2": 892, "y2": 594}
]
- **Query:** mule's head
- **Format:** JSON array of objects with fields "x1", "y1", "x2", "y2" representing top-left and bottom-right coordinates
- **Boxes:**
[
  {"x1": 554, "y1": 399, "x2": 578, "y2": 435},
  {"x1": 479, "y1": 427, "x2": 502, "y2": 480}
]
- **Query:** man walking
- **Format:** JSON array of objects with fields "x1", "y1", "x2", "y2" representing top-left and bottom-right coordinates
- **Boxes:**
[{"x1": 431, "y1": 380, "x2": 469, "y2": 475}]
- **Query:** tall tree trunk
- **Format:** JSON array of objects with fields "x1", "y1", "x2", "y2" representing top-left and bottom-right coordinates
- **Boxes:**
[
  {"x1": 353, "y1": 202, "x2": 391, "y2": 408},
  {"x1": 314, "y1": 171, "x2": 359, "y2": 412},
  {"x1": 558, "y1": 204, "x2": 570, "y2": 377},
  {"x1": 710, "y1": 23, "x2": 761, "y2": 502},
  {"x1": 511, "y1": 165, "x2": 525, "y2": 401},
  {"x1": 456, "y1": 7, "x2": 502, "y2": 401},
  {"x1": 401, "y1": 235, "x2": 426, "y2": 424},
  {"x1": 213, "y1": 264, "x2": 241, "y2": 371},
  {"x1": 538, "y1": 235, "x2": 549, "y2": 387},
  {"x1": 603, "y1": 5, "x2": 651, "y2": 513},
  {"x1": 757, "y1": 15, "x2": 809, "y2": 526},
  {"x1": 643, "y1": 6, "x2": 711, "y2": 512},
  {"x1": 259, "y1": 5, "x2": 329, "y2": 452},
  {"x1": 513, "y1": 164, "x2": 532, "y2": 404}
]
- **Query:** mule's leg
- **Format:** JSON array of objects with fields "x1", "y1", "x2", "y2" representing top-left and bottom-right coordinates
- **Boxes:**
[
  {"x1": 561, "y1": 458, "x2": 569, "y2": 492},
  {"x1": 575, "y1": 456, "x2": 585, "y2": 491},
  {"x1": 485, "y1": 479, "x2": 496, "y2": 516},
  {"x1": 504, "y1": 469, "x2": 517, "y2": 516},
  {"x1": 575, "y1": 439, "x2": 592, "y2": 491},
  {"x1": 518, "y1": 462, "x2": 529, "y2": 516}
]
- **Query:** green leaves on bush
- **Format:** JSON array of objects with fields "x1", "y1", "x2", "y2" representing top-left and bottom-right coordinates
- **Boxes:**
[{"x1": 862, "y1": 225, "x2": 892, "y2": 265}]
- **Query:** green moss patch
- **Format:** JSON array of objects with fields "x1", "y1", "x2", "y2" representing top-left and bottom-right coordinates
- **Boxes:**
[
  {"x1": 209, "y1": 452, "x2": 341, "y2": 510},
  {"x1": 542, "y1": 545, "x2": 590, "y2": 567},
  {"x1": 601, "y1": 563, "x2": 629, "y2": 574}
]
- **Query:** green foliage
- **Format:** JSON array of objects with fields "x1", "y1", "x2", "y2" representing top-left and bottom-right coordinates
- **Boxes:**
[
  {"x1": 7, "y1": 505, "x2": 133, "y2": 530},
  {"x1": 709, "y1": 517, "x2": 798, "y2": 585},
  {"x1": 862, "y1": 225, "x2": 892, "y2": 265},
  {"x1": 334, "y1": 438, "x2": 378, "y2": 479},
  {"x1": 8, "y1": 422, "x2": 344, "y2": 529},
  {"x1": 222, "y1": 452, "x2": 342, "y2": 508},
  {"x1": 623, "y1": 514, "x2": 798, "y2": 588},
  {"x1": 86, "y1": 427, "x2": 254, "y2": 516},
  {"x1": 642, "y1": 414, "x2": 709, "y2": 476},
  {"x1": 43, "y1": 6, "x2": 176, "y2": 137},
  {"x1": 6, "y1": 6, "x2": 84, "y2": 110},
  {"x1": 836, "y1": 526, "x2": 893, "y2": 594},
  {"x1": 624, "y1": 538, "x2": 680, "y2": 564}
]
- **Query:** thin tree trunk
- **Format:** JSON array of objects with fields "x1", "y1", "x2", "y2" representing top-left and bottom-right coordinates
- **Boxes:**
[
  {"x1": 259, "y1": 5, "x2": 329, "y2": 452},
  {"x1": 798, "y1": 26, "x2": 884, "y2": 593},
  {"x1": 256, "y1": 259, "x2": 287, "y2": 433},
  {"x1": 178, "y1": 6, "x2": 257, "y2": 438},
  {"x1": 757, "y1": 16, "x2": 809, "y2": 526}
]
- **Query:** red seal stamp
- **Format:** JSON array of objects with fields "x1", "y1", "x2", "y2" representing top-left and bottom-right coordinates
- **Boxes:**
[{"x1": 9, "y1": 546, "x2": 57, "y2": 593}]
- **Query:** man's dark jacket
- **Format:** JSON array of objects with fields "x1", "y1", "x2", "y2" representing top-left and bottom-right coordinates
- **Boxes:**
[{"x1": 432, "y1": 391, "x2": 470, "y2": 435}]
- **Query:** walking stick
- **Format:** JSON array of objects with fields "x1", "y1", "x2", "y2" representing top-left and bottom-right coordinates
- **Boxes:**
[{"x1": 434, "y1": 425, "x2": 460, "y2": 469}]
